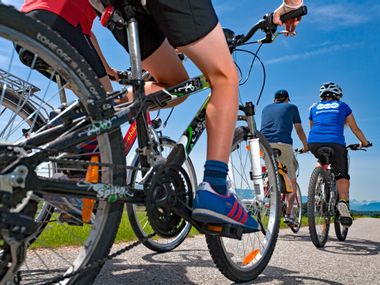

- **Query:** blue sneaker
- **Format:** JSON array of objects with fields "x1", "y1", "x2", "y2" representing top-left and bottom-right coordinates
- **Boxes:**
[{"x1": 192, "y1": 182, "x2": 260, "y2": 232}]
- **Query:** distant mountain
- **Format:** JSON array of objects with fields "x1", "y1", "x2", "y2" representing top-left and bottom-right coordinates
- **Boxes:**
[
  {"x1": 302, "y1": 196, "x2": 380, "y2": 212},
  {"x1": 238, "y1": 191, "x2": 380, "y2": 212},
  {"x1": 350, "y1": 200, "x2": 380, "y2": 212}
]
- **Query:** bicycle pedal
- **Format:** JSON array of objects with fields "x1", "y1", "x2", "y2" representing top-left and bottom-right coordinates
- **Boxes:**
[
  {"x1": 59, "y1": 213, "x2": 83, "y2": 226},
  {"x1": 207, "y1": 224, "x2": 223, "y2": 233},
  {"x1": 202, "y1": 223, "x2": 244, "y2": 240}
]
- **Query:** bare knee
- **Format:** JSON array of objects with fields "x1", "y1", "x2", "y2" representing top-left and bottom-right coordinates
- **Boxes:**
[{"x1": 207, "y1": 66, "x2": 238, "y2": 91}]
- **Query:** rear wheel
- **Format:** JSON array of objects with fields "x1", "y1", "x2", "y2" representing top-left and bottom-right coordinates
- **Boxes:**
[
  {"x1": 307, "y1": 167, "x2": 330, "y2": 248},
  {"x1": 206, "y1": 128, "x2": 280, "y2": 283},
  {"x1": 289, "y1": 183, "x2": 302, "y2": 233},
  {"x1": 126, "y1": 137, "x2": 197, "y2": 252},
  {"x1": 0, "y1": 5, "x2": 124, "y2": 284},
  {"x1": 334, "y1": 216, "x2": 348, "y2": 241}
]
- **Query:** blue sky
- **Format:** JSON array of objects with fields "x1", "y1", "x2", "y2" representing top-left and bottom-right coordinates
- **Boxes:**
[{"x1": 5, "y1": 0, "x2": 380, "y2": 201}]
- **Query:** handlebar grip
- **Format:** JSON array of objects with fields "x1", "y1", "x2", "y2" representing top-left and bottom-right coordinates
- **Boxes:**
[{"x1": 280, "y1": 6, "x2": 308, "y2": 22}]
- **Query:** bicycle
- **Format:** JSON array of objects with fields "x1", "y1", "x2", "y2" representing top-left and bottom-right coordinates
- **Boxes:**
[
  {"x1": 0, "y1": 69, "x2": 196, "y2": 254},
  {"x1": 307, "y1": 143, "x2": 372, "y2": 248},
  {"x1": 272, "y1": 147, "x2": 303, "y2": 233},
  {"x1": 0, "y1": 3, "x2": 306, "y2": 284}
]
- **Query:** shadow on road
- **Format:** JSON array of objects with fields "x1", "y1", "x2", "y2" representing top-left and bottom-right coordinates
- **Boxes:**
[
  {"x1": 254, "y1": 265, "x2": 346, "y2": 285},
  {"x1": 95, "y1": 249, "x2": 215, "y2": 285},
  {"x1": 320, "y1": 238, "x2": 380, "y2": 256}
]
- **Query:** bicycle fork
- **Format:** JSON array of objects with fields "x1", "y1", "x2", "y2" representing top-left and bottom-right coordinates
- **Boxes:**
[{"x1": 240, "y1": 103, "x2": 266, "y2": 203}]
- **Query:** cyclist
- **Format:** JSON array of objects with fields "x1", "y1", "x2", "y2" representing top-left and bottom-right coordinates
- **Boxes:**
[
  {"x1": 20, "y1": 0, "x2": 119, "y2": 93},
  {"x1": 308, "y1": 82, "x2": 371, "y2": 227},
  {"x1": 260, "y1": 89, "x2": 308, "y2": 225},
  {"x1": 94, "y1": 0, "x2": 304, "y2": 232},
  {"x1": 28, "y1": 0, "x2": 305, "y2": 232}
]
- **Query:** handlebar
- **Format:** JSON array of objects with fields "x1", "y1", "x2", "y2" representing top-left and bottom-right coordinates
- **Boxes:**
[
  {"x1": 294, "y1": 148, "x2": 307, "y2": 154},
  {"x1": 346, "y1": 142, "x2": 373, "y2": 151},
  {"x1": 225, "y1": 6, "x2": 307, "y2": 51}
]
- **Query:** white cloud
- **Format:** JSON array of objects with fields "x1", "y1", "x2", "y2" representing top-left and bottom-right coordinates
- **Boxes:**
[
  {"x1": 266, "y1": 42, "x2": 361, "y2": 65},
  {"x1": 308, "y1": 2, "x2": 380, "y2": 30}
]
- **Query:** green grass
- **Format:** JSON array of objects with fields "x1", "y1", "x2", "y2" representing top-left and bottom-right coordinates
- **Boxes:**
[
  {"x1": 32, "y1": 211, "x2": 199, "y2": 249},
  {"x1": 34, "y1": 211, "x2": 369, "y2": 249}
]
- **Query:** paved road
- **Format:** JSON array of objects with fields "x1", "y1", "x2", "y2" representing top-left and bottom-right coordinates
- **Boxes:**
[{"x1": 94, "y1": 218, "x2": 380, "y2": 285}]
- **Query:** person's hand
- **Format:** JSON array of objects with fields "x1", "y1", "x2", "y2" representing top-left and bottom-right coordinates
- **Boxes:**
[
  {"x1": 273, "y1": 1, "x2": 303, "y2": 36},
  {"x1": 360, "y1": 141, "x2": 372, "y2": 148},
  {"x1": 302, "y1": 144, "x2": 309, "y2": 153},
  {"x1": 107, "y1": 67, "x2": 120, "y2": 81}
]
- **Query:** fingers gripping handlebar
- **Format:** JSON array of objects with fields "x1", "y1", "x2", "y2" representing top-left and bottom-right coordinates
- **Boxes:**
[
  {"x1": 224, "y1": 6, "x2": 307, "y2": 50},
  {"x1": 346, "y1": 142, "x2": 373, "y2": 151}
]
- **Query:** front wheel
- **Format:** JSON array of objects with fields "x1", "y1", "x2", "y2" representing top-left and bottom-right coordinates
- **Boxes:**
[
  {"x1": 307, "y1": 167, "x2": 331, "y2": 248},
  {"x1": 126, "y1": 137, "x2": 197, "y2": 252},
  {"x1": 206, "y1": 128, "x2": 280, "y2": 283}
]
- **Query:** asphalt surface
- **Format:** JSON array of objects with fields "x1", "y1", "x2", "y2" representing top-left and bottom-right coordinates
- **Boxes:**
[{"x1": 94, "y1": 218, "x2": 380, "y2": 285}]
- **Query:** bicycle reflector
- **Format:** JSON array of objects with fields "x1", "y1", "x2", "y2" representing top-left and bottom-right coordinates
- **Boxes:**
[
  {"x1": 242, "y1": 248, "x2": 261, "y2": 265},
  {"x1": 100, "y1": 6, "x2": 115, "y2": 27},
  {"x1": 82, "y1": 155, "x2": 99, "y2": 223}
]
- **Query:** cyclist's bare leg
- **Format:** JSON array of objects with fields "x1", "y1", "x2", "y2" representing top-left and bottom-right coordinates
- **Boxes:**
[
  {"x1": 286, "y1": 179, "x2": 297, "y2": 215},
  {"x1": 99, "y1": 76, "x2": 113, "y2": 93},
  {"x1": 118, "y1": 39, "x2": 189, "y2": 104},
  {"x1": 337, "y1": 178, "x2": 350, "y2": 202},
  {"x1": 178, "y1": 23, "x2": 239, "y2": 163}
]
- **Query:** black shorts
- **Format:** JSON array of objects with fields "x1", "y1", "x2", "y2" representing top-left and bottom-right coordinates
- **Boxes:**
[
  {"x1": 25, "y1": 10, "x2": 107, "y2": 78},
  {"x1": 110, "y1": 0, "x2": 218, "y2": 60},
  {"x1": 309, "y1": 143, "x2": 350, "y2": 180}
]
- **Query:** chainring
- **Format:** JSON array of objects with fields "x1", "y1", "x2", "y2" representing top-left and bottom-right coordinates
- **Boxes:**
[{"x1": 145, "y1": 163, "x2": 193, "y2": 238}]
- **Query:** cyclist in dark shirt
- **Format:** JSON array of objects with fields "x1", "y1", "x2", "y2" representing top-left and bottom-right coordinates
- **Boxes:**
[
  {"x1": 308, "y1": 82, "x2": 371, "y2": 227},
  {"x1": 261, "y1": 89, "x2": 308, "y2": 225}
]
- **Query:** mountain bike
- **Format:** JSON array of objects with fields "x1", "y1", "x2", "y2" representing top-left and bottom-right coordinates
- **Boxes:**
[
  {"x1": 0, "y1": 3, "x2": 306, "y2": 284},
  {"x1": 307, "y1": 143, "x2": 372, "y2": 248},
  {"x1": 272, "y1": 147, "x2": 303, "y2": 233},
  {"x1": 0, "y1": 69, "x2": 196, "y2": 254}
]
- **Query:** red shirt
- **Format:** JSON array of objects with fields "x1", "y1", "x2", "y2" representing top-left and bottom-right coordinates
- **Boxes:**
[{"x1": 21, "y1": 0, "x2": 97, "y2": 35}]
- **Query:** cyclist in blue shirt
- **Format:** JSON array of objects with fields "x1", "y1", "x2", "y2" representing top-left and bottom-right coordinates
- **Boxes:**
[
  {"x1": 308, "y1": 82, "x2": 371, "y2": 227},
  {"x1": 261, "y1": 89, "x2": 308, "y2": 225}
]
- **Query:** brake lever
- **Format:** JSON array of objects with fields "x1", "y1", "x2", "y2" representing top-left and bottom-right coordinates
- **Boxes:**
[{"x1": 258, "y1": 13, "x2": 278, "y2": 44}]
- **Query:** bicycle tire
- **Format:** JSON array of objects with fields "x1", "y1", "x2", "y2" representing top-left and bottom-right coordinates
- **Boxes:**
[
  {"x1": 290, "y1": 183, "x2": 302, "y2": 233},
  {"x1": 334, "y1": 216, "x2": 348, "y2": 241},
  {"x1": 206, "y1": 128, "x2": 280, "y2": 283},
  {"x1": 0, "y1": 88, "x2": 55, "y2": 245},
  {"x1": 126, "y1": 137, "x2": 197, "y2": 252},
  {"x1": 0, "y1": 5, "x2": 124, "y2": 284},
  {"x1": 307, "y1": 167, "x2": 330, "y2": 248}
]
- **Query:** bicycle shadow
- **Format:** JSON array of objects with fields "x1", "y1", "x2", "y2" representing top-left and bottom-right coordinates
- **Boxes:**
[
  {"x1": 94, "y1": 249, "x2": 215, "y2": 285},
  {"x1": 250, "y1": 265, "x2": 346, "y2": 285},
  {"x1": 319, "y1": 237, "x2": 380, "y2": 256},
  {"x1": 94, "y1": 245, "x2": 351, "y2": 285},
  {"x1": 280, "y1": 232, "x2": 311, "y2": 242}
]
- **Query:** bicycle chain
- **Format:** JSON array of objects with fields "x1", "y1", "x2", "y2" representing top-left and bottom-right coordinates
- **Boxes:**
[{"x1": 33, "y1": 233, "x2": 155, "y2": 285}]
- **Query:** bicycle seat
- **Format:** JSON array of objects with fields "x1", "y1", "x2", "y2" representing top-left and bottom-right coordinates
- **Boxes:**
[
  {"x1": 317, "y1": 146, "x2": 335, "y2": 157},
  {"x1": 272, "y1": 148, "x2": 282, "y2": 157}
]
